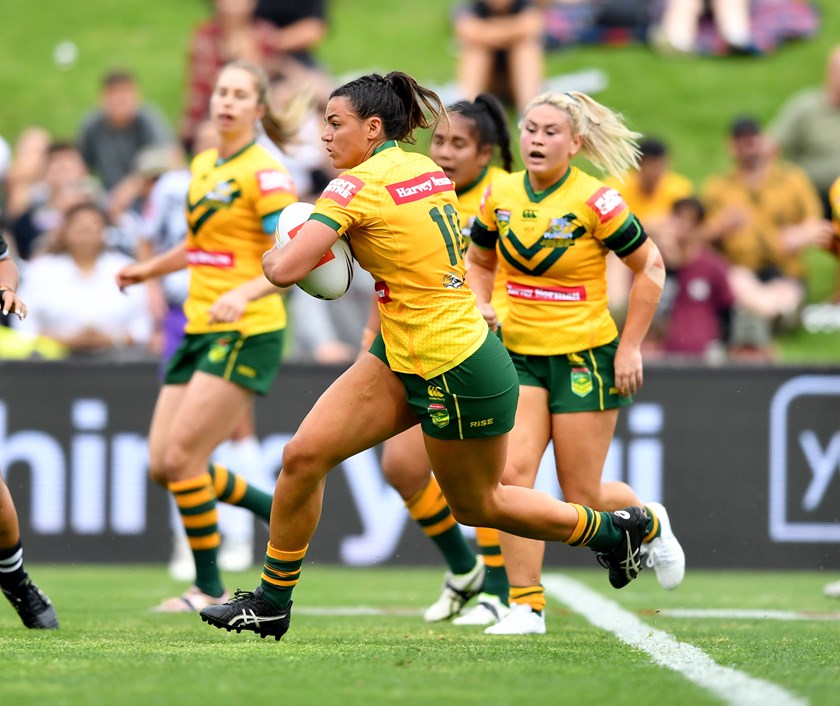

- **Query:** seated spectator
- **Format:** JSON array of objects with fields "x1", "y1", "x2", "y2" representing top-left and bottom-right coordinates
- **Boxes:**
[
  {"x1": 7, "y1": 141, "x2": 103, "y2": 261},
  {"x1": 648, "y1": 0, "x2": 819, "y2": 56},
  {"x1": 77, "y1": 69, "x2": 174, "y2": 203},
  {"x1": 769, "y1": 44, "x2": 840, "y2": 220},
  {"x1": 651, "y1": 197, "x2": 735, "y2": 360},
  {"x1": 12, "y1": 202, "x2": 152, "y2": 357},
  {"x1": 180, "y1": 0, "x2": 278, "y2": 151},
  {"x1": 701, "y1": 115, "x2": 835, "y2": 357},
  {"x1": 603, "y1": 136, "x2": 694, "y2": 320},
  {"x1": 3, "y1": 127, "x2": 52, "y2": 228},
  {"x1": 453, "y1": 0, "x2": 546, "y2": 114},
  {"x1": 254, "y1": 0, "x2": 333, "y2": 108},
  {"x1": 544, "y1": 0, "x2": 652, "y2": 49}
]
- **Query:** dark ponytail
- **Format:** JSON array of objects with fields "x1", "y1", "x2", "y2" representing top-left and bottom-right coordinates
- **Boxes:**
[
  {"x1": 447, "y1": 93, "x2": 513, "y2": 172},
  {"x1": 330, "y1": 71, "x2": 445, "y2": 144}
]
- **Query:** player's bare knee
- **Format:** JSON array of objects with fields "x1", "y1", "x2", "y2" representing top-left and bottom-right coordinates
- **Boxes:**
[{"x1": 281, "y1": 437, "x2": 333, "y2": 481}]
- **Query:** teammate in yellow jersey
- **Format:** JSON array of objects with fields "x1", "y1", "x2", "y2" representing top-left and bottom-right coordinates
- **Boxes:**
[
  {"x1": 116, "y1": 61, "x2": 304, "y2": 611},
  {"x1": 468, "y1": 91, "x2": 686, "y2": 635},
  {"x1": 200, "y1": 71, "x2": 653, "y2": 642},
  {"x1": 374, "y1": 94, "x2": 515, "y2": 626}
]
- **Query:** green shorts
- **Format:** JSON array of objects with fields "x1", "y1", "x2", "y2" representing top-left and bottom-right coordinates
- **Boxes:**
[
  {"x1": 507, "y1": 338, "x2": 633, "y2": 414},
  {"x1": 164, "y1": 329, "x2": 284, "y2": 395},
  {"x1": 370, "y1": 331, "x2": 518, "y2": 440}
]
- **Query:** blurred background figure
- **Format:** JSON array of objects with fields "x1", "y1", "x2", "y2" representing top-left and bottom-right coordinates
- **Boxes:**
[
  {"x1": 648, "y1": 197, "x2": 735, "y2": 361},
  {"x1": 5, "y1": 141, "x2": 103, "y2": 263},
  {"x1": 604, "y1": 136, "x2": 695, "y2": 320},
  {"x1": 453, "y1": 0, "x2": 546, "y2": 114},
  {"x1": 254, "y1": 0, "x2": 334, "y2": 108},
  {"x1": 3, "y1": 127, "x2": 52, "y2": 233},
  {"x1": 12, "y1": 202, "x2": 153, "y2": 358},
  {"x1": 700, "y1": 116, "x2": 835, "y2": 360},
  {"x1": 180, "y1": 0, "x2": 277, "y2": 152},
  {"x1": 769, "y1": 44, "x2": 840, "y2": 221},
  {"x1": 650, "y1": 0, "x2": 756, "y2": 54},
  {"x1": 77, "y1": 69, "x2": 175, "y2": 215}
]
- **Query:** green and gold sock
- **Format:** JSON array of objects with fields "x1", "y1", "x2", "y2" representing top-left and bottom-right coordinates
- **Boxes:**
[
  {"x1": 476, "y1": 526, "x2": 509, "y2": 605},
  {"x1": 509, "y1": 584, "x2": 545, "y2": 613},
  {"x1": 260, "y1": 543, "x2": 308, "y2": 610},
  {"x1": 208, "y1": 462, "x2": 273, "y2": 522},
  {"x1": 643, "y1": 504, "x2": 661, "y2": 543},
  {"x1": 169, "y1": 473, "x2": 223, "y2": 597},
  {"x1": 564, "y1": 503, "x2": 624, "y2": 553},
  {"x1": 407, "y1": 476, "x2": 475, "y2": 575}
]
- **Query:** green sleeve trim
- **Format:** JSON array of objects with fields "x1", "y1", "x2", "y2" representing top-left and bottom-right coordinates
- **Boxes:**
[
  {"x1": 310, "y1": 212, "x2": 342, "y2": 233},
  {"x1": 602, "y1": 215, "x2": 647, "y2": 257}
]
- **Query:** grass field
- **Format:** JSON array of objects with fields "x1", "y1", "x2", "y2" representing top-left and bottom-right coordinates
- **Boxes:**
[{"x1": 2, "y1": 565, "x2": 839, "y2": 706}]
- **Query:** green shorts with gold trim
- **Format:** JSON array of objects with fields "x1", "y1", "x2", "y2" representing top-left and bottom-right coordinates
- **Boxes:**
[
  {"x1": 370, "y1": 331, "x2": 518, "y2": 440},
  {"x1": 164, "y1": 329, "x2": 284, "y2": 395},
  {"x1": 507, "y1": 337, "x2": 633, "y2": 413}
]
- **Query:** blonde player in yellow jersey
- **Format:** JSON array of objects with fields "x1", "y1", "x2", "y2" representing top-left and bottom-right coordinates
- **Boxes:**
[
  {"x1": 467, "y1": 91, "x2": 686, "y2": 636},
  {"x1": 377, "y1": 94, "x2": 515, "y2": 626},
  {"x1": 200, "y1": 71, "x2": 653, "y2": 642},
  {"x1": 116, "y1": 61, "x2": 303, "y2": 611}
]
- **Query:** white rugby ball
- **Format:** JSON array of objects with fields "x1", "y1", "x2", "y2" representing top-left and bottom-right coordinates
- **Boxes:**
[{"x1": 275, "y1": 201, "x2": 354, "y2": 300}]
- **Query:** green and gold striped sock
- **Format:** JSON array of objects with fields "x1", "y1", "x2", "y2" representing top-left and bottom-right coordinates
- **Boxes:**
[
  {"x1": 407, "y1": 476, "x2": 475, "y2": 575},
  {"x1": 565, "y1": 503, "x2": 624, "y2": 553},
  {"x1": 208, "y1": 462, "x2": 273, "y2": 522},
  {"x1": 643, "y1": 504, "x2": 661, "y2": 543},
  {"x1": 509, "y1": 584, "x2": 545, "y2": 613},
  {"x1": 169, "y1": 473, "x2": 223, "y2": 597},
  {"x1": 260, "y1": 543, "x2": 308, "y2": 610},
  {"x1": 476, "y1": 526, "x2": 509, "y2": 605}
]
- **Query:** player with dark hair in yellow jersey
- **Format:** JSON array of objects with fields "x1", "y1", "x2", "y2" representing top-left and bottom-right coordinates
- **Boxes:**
[
  {"x1": 200, "y1": 71, "x2": 651, "y2": 642},
  {"x1": 117, "y1": 60, "x2": 305, "y2": 611},
  {"x1": 373, "y1": 93, "x2": 515, "y2": 626},
  {"x1": 468, "y1": 91, "x2": 686, "y2": 636}
]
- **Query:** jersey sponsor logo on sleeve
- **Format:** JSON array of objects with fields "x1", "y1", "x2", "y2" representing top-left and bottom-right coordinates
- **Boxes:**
[
  {"x1": 187, "y1": 248, "x2": 235, "y2": 268},
  {"x1": 375, "y1": 280, "x2": 392, "y2": 303},
  {"x1": 586, "y1": 187, "x2": 626, "y2": 222},
  {"x1": 386, "y1": 171, "x2": 454, "y2": 204},
  {"x1": 322, "y1": 175, "x2": 365, "y2": 206},
  {"x1": 256, "y1": 170, "x2": 294, "y2": 194},
  {"x1": 506, "y1": 282, "x2": 586, "y2": 302}
]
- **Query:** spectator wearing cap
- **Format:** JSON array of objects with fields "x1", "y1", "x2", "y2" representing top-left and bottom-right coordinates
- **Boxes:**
[{"x1": 700, "y1": 115, "x2": 835, "y2": 358}]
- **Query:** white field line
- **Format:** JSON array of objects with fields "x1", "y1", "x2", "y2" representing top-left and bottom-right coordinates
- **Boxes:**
[
  {"x1": 654, "y1": 608, "x2": 840, "y2": 621},
  {"x1": 542, "y1": 574, "x2": 808, "y2": 706}
]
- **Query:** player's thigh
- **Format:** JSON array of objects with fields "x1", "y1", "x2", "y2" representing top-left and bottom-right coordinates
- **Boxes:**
[
  {"x1": 551, "y1": 408, "x2": 619, "y2": 502},
  {"x1": 285, "y1": 352, "x2": 418, "y2": 474},
  {"x1": 166, "y1": 372, "x2": 253, "y2": 470},
  {"x1": 381, "y1": 425, "x2": 428, "y2": 499},
  {"x1": 502, "y1": 384, "x2": 551, "y2": 487}
]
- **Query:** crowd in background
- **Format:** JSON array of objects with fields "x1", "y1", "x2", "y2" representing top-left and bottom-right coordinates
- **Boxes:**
[{"x1": 0, "y1": 0, "x2": 836, "y2": 367}]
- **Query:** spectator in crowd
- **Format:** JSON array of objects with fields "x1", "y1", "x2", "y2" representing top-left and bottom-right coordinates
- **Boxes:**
[
  {"x1": 604, "y1": 136, "x2": 695, "y2": 317},
  {"x1": 769, "y1": 44, "x2": 840, "y2": 220},
  {"x1": 6, "y1": 141, "x2": 103, "y2": 262},
  {"x1": 701, "y1": 116, "x2": 835, "y2": 359},
  {"x1": 254, "y1": 0, "x2": 333, "y2": 107},
  {"x1": 649, "y1": 0, "x2": 757, "y2": 55},
  {"x1": 653, "y1": 197, "x2": 735, "y2": 359},
  {"x1": 453, "y1": 0, "x2": 546, "y2": 114},
  {"x1": 0, "y1": 233, "x2": 59, "y2": 630},
  {"x1": 77, "y1": 69, "x2": 174, "y2": 203},
  {"x1": 12, "y1": 202, "x2": 153, "y2": 357},
  {"x1": 3, "y1": 127, "x2": 52, "y2": 234},
  {"x1": 180, "y1": 0, "x2": 278, "y2": 152}
]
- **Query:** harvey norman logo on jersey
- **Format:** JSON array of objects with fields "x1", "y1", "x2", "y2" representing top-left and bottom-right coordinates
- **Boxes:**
[{"x1": 386, "y1": 171, "x2": 453, "y2": 204}]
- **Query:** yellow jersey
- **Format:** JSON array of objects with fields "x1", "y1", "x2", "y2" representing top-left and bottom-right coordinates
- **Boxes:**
[
  {"x1": 455, "y1": 164, "x2": 510, "y2": 323},
  {"x1": 311, "y1": 141, "x2": 487, "y2": 378},
  {"x1": 185, "y1": 142, "x2": 296, "y2": 335},
  {"x1": 472, "y1": 166, "x2": 646, "y2": 355}
]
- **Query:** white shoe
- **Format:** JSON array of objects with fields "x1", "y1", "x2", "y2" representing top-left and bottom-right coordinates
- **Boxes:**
[
  {"x1": 642, "y1": 502, "x2": 685, "y2": 590},
  {"x1": 168, "y1": 534, "x2": 195, "y2": 583},
  {"x1": 219, "y1": 536, "x2": 254, "y2": 572},
  {"x1": 823, "y1": 580, "x2": 840, "y2": 598},
  {"x1": 423, "y1": 557, "x2": 484, "y2": 622},
  {"x1": 152, "y1": 586, "x2": 229, "y2": 613},
  {"x1": 484, "y1": 602, "x2": 545, "y2": 635},
  {"x1": 452, "y1": 593, "x2": 510, "y2": 626}
]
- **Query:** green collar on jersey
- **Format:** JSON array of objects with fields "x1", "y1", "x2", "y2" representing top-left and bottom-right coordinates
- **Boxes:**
[
  {"x1": 524, "y1": 166, "x2": 571, "y2": 202},
  {"x1": 215, "y1": 140, "x2": 256, "y2": 166},
  {"x1": 456, "y1": 165, "x2": 489, "y2": 197},
  {"x1": 373, "y1": 140, "x2": 398, "y2": 155}
]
